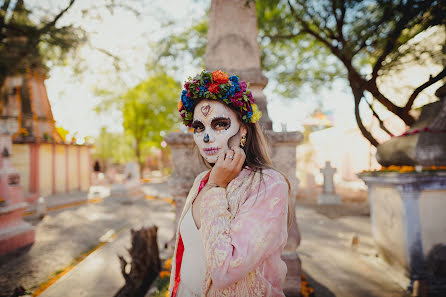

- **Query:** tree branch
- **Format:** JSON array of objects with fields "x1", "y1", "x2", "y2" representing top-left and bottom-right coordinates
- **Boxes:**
[
  {"x1": 364, "y1": 97, "x2": 394, "y2": 137},
  {"x1": 350, "y1": 79, "x2": 380, "y2": 147},
  {"x1": 287, "y1": 0, "x2": 338, "y2": 54},
  {"x1": 403, "y1": 67, "x2": 446, "y2": 113},
  {"x1": 371, "y1": 1, "x2": 432, "y2": 81},
  {"x1": 331, "y1": 0, "x2": 345, "y2": 46},
  {"x1": 39, "y1": 0, "x2": 76, "y2": 34},
  {"x1": 261, "y1": 33, "x2": 302, "y2": 41}
]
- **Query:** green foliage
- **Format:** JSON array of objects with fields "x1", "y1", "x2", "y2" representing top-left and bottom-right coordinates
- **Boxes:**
[
  {"x1": 96, "y1": 70, "x2": 181, "y2": 167},
  {"x1": 121, "y1": 71, "x2": 180, "y2": 147},
  {"x1": 153, "y1": 17, "x2": 208, "y2": 71},
  {"x1": 256, "y1": 0, "x2": 445, "y2": 95},
  {"x1": 153, "y1": 0, "x2": 445, "y2": 146},
  {"x1": 92, "y1": 127, "x2": 135, "y2": 166}
]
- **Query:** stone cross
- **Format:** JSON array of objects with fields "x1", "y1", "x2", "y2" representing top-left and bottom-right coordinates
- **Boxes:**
[
  {"x1": 318, "y1": 161, "x2": 341, "y2": 205},
  {"x1": 320, "y1": 161, "x2": 336, "y2": 193}
]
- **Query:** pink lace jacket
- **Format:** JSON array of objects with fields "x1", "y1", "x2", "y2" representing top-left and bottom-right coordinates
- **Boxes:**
[{"x1": 168, "y1": 167, "x2": 289, "y2": 297}]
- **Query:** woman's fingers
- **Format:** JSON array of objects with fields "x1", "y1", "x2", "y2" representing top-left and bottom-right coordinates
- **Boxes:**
[
  {"x1": 232, "y1": 146, "x2": 245, "y2": 170},
  {"x1": 224, "y1": 149, "x2": 235, "y2": 161}
]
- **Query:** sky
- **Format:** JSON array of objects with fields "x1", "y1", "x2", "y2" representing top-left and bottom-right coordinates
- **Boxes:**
[{"x1": 41, "y1": 0, "x2": 363, "y2": 140}]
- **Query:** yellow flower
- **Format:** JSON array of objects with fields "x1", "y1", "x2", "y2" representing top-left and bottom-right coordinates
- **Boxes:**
[
  {"x1": 250, "y1": 104, "x2": 262, "y2": 123},
  {"x1": 164, "y1": 258, "x2": 172, "y2": 270},
  {"x1": 160, "y1": 270, "x2": 170, "y2": 278},
  {"x1": 165, "y1": 291, "x2": 170, "y2": 297}
]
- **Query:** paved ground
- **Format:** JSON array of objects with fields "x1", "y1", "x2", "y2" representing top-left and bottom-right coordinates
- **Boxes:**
[
  {"x1": 0, "y1": 184, "x2": 174, "y2": 296},
  {"x1": 296, "y1": 204, "x2": 411, "y2": 297},
  {"x1": 0, "y1": 182, "x2": 412, "y2": 297}
]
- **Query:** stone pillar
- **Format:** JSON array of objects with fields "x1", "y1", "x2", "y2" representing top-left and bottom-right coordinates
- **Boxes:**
[
  {"x1": 0, "y1": 130, "x2": 35, "y2": 256},
  {"x1": 164, "y1": 131, "x2": 207, "y2": 247},
  {"x1": 266, "y1": 131, "x2": 303, "y2": 251},
  {"x1": 205, "y1": 1, "x2": 303, "y2": 295},
  {"x1": 266, "y1": 131, "x2": 303, "y2": 296},
  {"x1": 205, "y1": 0, "x2": 272, "y2": 130}
]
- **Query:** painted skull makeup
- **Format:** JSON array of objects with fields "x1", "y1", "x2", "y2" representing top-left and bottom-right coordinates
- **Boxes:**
[{"x1": 192, "y1": 100, "x2": 243, "y2": 164}]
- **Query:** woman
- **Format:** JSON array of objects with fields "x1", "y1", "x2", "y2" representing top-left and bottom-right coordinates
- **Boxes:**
[{"x1": 168, "y1": 70, "x2": 291, "y2": 297}]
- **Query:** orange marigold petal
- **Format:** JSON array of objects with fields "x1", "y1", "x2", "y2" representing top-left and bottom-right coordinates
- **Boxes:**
[
  {"x1": 208, "y1": 83, "x2": 220, "y2": 94},
  {"x1": 212, "y1": 70, "x2": 229, "y2": 83},
  {"x1": 160, "y1": 270, "x2": 170, "y2": 278}
]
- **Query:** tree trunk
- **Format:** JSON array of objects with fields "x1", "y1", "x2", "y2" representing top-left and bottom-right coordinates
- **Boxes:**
[
  {"x1": 114, "y1": 226, "x2": 161, "y2": 297},
  {"x1": 134, "y1": 139, "x2": 143, "y2": 178}
]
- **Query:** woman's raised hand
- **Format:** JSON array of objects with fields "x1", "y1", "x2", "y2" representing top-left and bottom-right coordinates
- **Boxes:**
[{"x1": 208, "y1": 146, "x2": 246, "y2": 188}]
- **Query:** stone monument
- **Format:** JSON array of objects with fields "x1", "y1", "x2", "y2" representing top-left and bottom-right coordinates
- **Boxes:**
[
  {"x1": 317, "y1": 161, "x2": 341, "y2": 205},
  {"x1": 111, "y1": 162, "x2": 143, "y2": 198},
  {"x1": 360, "y1": 84, "x2": 446, "y2": 295},
  {"x1": 0, "y1": 130, "x2": 35, "y2": 255},
  {"x1": 169, "y1": 0, "x2": 304, "y2": 295},
  {"x1": 376, "y1": 84, "x2": 446, "y2": 166}
]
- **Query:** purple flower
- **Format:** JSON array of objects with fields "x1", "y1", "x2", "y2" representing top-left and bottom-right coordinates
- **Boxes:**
[
  {"x1": 231, "y1": 97, "x2": 244, "y2": 107},
  {"x1": 239, "y1": 81, "x2": 247, "y2": 92},
  {"x1": 233, "y1": 91, "x2": 243, "y2": 99},
  {"x1": 248, "y1": 92, "x2": 254, "y2": 103}
]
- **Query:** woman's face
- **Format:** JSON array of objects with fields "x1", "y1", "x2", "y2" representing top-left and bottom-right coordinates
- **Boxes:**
[{"x1": 192, "y1": 100, "x2": 245, "y2": 164}]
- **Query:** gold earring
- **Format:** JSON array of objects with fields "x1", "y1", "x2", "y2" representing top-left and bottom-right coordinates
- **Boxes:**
[{"x1": 240, "y1": 134, "x2": 247, "y2": 148}]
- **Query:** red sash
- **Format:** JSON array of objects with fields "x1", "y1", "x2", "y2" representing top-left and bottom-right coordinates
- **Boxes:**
[{"x1": 171, "y1": 171, "x2": 210, "y2": 297}]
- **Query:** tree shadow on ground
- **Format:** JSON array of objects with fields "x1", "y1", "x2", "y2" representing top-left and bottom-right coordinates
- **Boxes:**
[{"x1": 303, "y1": 270, "x2": 336, "y2": 297}]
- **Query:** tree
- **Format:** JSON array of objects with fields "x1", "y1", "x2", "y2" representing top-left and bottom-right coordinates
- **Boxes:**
[
  {"x1": 97, "y1": 71, "x2": 180, "y2": 175},
  {"x1": 154, "y1": 0, "x2": 446, "y2": 147},
  {"x1": 256, "y1": 0, "x2": 446, "y2": 146},
  {"x1": 92, "y1": 127, "x2": 135, "y2": 170},
  {"x1": 0, "y1": 0, "x2": 86, "y2": 89}
]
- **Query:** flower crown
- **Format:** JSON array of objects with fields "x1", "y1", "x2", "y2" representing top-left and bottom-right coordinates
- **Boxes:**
[{"x1": 178, "y1": 70, "x2": 262, "y2": 127}]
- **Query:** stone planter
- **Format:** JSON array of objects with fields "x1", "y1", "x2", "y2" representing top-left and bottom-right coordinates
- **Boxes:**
[{"x1": 359, "y1": 171, "x2": 446, "y2": 295}]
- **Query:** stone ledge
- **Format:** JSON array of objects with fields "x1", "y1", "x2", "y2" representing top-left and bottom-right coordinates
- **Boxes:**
[
  {"x1": 359, "y1": 171, "x2": 446, "y2": 186},
  {"x1": 0, "y1": 201, "x2": 28, "y2": 215},
  {"x1": 164, "y1": 132, "x2": 194, "y2": 145},
  {"x1": 265, "y1": 131, "x2": 304, "y2": 144}
]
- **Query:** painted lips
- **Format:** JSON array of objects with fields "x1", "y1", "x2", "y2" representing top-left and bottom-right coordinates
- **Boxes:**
[{"x1": 203, "y1": 147, "x2": 219, "y2": 155}]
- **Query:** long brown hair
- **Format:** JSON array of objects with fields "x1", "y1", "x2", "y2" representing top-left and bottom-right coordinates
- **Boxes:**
[{"x1": 194, "y1": 101, "x2": 293, "y2": 230}]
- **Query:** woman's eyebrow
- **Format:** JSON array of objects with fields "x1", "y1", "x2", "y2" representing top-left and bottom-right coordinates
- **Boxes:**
[{"x1": 211, "y1": 116, "x2": 230, "y2": 124}]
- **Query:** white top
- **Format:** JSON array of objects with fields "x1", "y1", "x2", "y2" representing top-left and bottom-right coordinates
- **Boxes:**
[{"x1": 178, "y1": 206, "x2": 207, "y2": 296}]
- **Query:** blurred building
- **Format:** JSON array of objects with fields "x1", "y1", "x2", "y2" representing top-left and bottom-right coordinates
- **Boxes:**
[{"x1": 0, "y1": 1, "x2": 91, "y2": 203}]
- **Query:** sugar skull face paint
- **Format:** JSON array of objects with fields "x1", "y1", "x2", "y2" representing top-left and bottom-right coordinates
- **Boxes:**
[{"x1": 192, "y1": 100, "x2": 245, "y2": 164}]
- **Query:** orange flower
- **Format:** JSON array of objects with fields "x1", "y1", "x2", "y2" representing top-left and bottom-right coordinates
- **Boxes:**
[
  {"x1": 164, "y1": 258, "x2": 172, "y2": 270},
  {"x1": 208, "y1": 82, "x2": 220, "y2": 94},
  {"x1": 399, "y1": 165, "x2": 415, "y2": 173},
  {"x1": 160, "y1": 270, "x2": 170, "y2": 278},
  {"x1": 177, "y1": 100, "x2": 183, "y2": 111},
  {"x1": 212, "y1": 70, "x2": 229, "y2": 83}
]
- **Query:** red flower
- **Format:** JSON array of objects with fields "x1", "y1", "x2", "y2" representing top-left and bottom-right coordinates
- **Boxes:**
[
  {"x1": 212, "y1": 70, "x2": 229, "y2": 84},
  {"x1": 208, "y1": 83, "x2": 220, "y2": 94}
]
